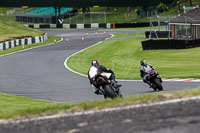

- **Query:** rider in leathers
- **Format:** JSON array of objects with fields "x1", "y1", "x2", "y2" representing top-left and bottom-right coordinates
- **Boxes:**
[
  {"x1": 140, "y1": 60, "x2": 156, "y2": 87},
  {"x1": 88, "y1": 60, "x2": 121, "y2": 95}
]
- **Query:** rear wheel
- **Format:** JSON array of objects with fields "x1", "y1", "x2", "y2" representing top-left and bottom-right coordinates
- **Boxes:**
[
  {"x1": 153, "y1": 78, "x2": 163, "y2": 91},
  {"x1": 103, "y1": 85, "x2": 117, "y2": 99}
]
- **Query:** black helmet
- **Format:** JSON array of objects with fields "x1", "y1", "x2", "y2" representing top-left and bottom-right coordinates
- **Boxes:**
[
  {"x1": 140, "y1": 60, "x2": 146, "y2": 66},
  {"x1": 91, "y1": 60, "x2": 99, "y2": 66}
]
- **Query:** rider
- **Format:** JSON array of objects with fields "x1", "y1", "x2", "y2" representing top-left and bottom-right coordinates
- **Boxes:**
[
  {"x1": 88, "y1": 60, "x2": 121, "y2": 95},
  {"x1": 140, "y1": 60, "x2": 156, "y2": 87}
]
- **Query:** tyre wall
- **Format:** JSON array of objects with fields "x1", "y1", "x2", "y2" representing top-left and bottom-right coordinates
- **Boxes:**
[
  {"x1": 0, "y1": 33, "x2": 48, "y2": 51},
  {"x1": 141, "y1": 39, "x2": 200, "y2": 50}
]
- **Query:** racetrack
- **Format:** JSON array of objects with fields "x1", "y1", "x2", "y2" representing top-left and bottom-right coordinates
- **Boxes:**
[{"x1": 0, "y1": 29, "x2": 200, "y2": 102}]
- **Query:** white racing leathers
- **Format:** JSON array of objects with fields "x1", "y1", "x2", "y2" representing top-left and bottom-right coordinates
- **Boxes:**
[{"x1": 88, "y1": 65, "x2": 114, "y2": 91}]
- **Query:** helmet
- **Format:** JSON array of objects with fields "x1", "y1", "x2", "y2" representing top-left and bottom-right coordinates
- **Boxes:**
[
  {"x1": 91, "y1": 60, "x2": 99, "y2": 66},
  {"x1": 140, "y1": 60, "x2": 146, "y2": 66}
]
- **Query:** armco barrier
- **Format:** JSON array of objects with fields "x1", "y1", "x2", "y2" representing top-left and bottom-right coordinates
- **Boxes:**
[
  {"x1": 115, "y1": 22, "x2": 166, "y2": 28},
  {"x1": 0, "y1": 33, "x2": 48, "y2": 51},
  {"x1": 25, "y1": 23, "x2": 112, "y2": 29},
  {"x1": 26, "y1": 22, "x2": 165, "y2": 29},
  {"x1": 141, "y1": 39, "x2": 200, "y2": 50}
]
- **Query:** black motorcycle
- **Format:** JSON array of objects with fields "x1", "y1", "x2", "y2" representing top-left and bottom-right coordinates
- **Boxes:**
[
  {"x1": 146, "y1": 70, "x2": 163, "y2": 91},
  {"x1": 94, "y1": 75, "x2": 122, "y2": 99}
]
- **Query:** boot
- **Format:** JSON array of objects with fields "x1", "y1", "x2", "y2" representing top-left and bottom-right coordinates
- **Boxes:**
[
  {"x1": 147, "y1": 81, "x2": 152, "y2": 88},
  {"x1": 111, "y1": 80, "x2": 122, "y2": 88},
  {"x1": 94, "y1": 87, "x2": 102, "y2": 95},
  {"x1": 144, "y1": 80, "x2": 152, "y2": 88}
]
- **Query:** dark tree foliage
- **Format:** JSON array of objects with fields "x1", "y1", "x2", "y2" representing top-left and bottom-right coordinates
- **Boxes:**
[
  {"x1": 188, "y1": 0, "x2": 193, "y2": 6},
  {"x1": 177, "y1": 0, "x2": 180, "y2": 13}
]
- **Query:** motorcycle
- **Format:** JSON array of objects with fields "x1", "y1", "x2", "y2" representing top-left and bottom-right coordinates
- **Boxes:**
[
  {"x1": 146, "y1": 69, "x2": 163, "y2": 91},
  {"x1": 94, "y1": 75, "x2": 122, "y2": 99}
]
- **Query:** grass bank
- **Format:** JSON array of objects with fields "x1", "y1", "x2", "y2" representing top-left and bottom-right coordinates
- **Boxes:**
[
  {"x1": 1, "y1": 88, "x2": 200, "y2": 120},
  {"x1": 67, "y1": 33, "x2": 200, "y2": 80},
  {"x1": 0, "y1": 16, "x2": 43, "y2": 42}
]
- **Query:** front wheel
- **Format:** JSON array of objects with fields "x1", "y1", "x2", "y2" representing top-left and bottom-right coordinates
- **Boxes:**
[
  {"x1": 103, "y1": 85, "x2": 117, "y2": 99},
  {"x1": 153, "y1": 78, "x2": 163, "y2": 91}
]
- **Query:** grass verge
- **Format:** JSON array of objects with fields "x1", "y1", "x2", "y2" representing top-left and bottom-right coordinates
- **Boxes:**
[
  {"x1": 0, "y1": 16, "x2": 43, "y2": 42},
  {"x1": 1, "y1": 88, "x2": 200, "y2": 120},
  {"x1": 111, "y1": 32, "x2": 145, "y2": 38}
]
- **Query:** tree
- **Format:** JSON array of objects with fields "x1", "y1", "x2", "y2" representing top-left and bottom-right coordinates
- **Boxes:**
[
  {"x1": 188, "y1": 0, "x2": 193, "y2": 7},
  {"x1": 177, "y1": 0, "x2": 180, "y2": 13},
  {"x1": 157, "y1": 2, "x2": 168, "y2": 12}
]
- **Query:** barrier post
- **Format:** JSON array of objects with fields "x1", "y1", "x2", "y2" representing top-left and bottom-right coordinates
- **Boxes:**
[{"x1": 113, "y1": 23, "x2": 115, "y2": 29}]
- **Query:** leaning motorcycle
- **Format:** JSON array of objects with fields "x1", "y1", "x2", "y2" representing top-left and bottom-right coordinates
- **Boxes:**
[
  {"x1": 146, "y1": 70, "x2": 163, "y2": 91},
  {"x1": 94, "y1": 75, "x2": 122, "y2": 99}
]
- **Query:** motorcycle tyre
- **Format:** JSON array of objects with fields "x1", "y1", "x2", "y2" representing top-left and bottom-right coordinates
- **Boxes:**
[
  {"x1": 153, "y1": 78, "x2": 163, "y2": 91},
  {"x1": 103, "y1": 85, "x2": 117, "y2": 99}
]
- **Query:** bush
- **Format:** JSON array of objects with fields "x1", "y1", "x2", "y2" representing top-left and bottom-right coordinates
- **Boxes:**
[
  {"x1": 135, "y1": 7, "x2": 142, "y2": 16},
  {"x1": 157, "y1": 2, "x2": 168, "y2": 12}
]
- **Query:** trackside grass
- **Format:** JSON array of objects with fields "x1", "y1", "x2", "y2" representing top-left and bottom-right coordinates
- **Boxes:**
[
  {"x1": 0, "y1": 16, "x2": 43, "y2": 42},
  {"x1": 67, "y1": 33, "x2": 200, "y2": 79},
  {"x1": 1, "y1": 88, "x2": 200, "y2": 119},
  {"x1": 111, "y1": 32, "x2": 145, "y2": 38},
  {"x1": 0, "y1": 93, "x2": 73, "y2": 119}
]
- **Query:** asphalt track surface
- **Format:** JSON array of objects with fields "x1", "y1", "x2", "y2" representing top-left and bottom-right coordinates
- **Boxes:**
[{"x1": 0, "y1": 29, "x2": 200, "y2": 102}]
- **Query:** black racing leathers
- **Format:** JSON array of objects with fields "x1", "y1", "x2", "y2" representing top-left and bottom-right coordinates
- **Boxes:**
[{"x1": 140, "y1": 64, "x2": 155, "y2": 85}]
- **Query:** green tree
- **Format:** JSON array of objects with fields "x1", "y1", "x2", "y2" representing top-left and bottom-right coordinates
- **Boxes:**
[
  {"x1": 177, "y1": 0, "x2": 180, "y2": 13},
  {"x1": 188, "y1": 0, "x2": 193, "y2": 6},
  {"x1": 135, "y1": 7, "x2": 141, "y2": 17},
  {"x1": 157, "y1": 2, "x2": 168, "y2": 12}
]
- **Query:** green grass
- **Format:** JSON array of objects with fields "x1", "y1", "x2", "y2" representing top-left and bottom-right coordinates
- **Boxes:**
[
  {"x1": 111, "y1": 32, "x2": 145, "y2": 38},
  {"x1": 0, "y1": 16, "x2": 43, "y2": 42},
  {"x1": 0, "y1": 93, "x2": 73, "y2": 119},
  {"x1": 1, "y1": 87, "x2": 200, "y2": 119},
  {"x1": 0, "y1": 8, "x2": 12, "y2": 14},
  {"x1": 0, "y1": 35, "x2": 61, "y2": 56},
  {"x1": 67, "y1": 33, "x2": 200, "y2": 80}
]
